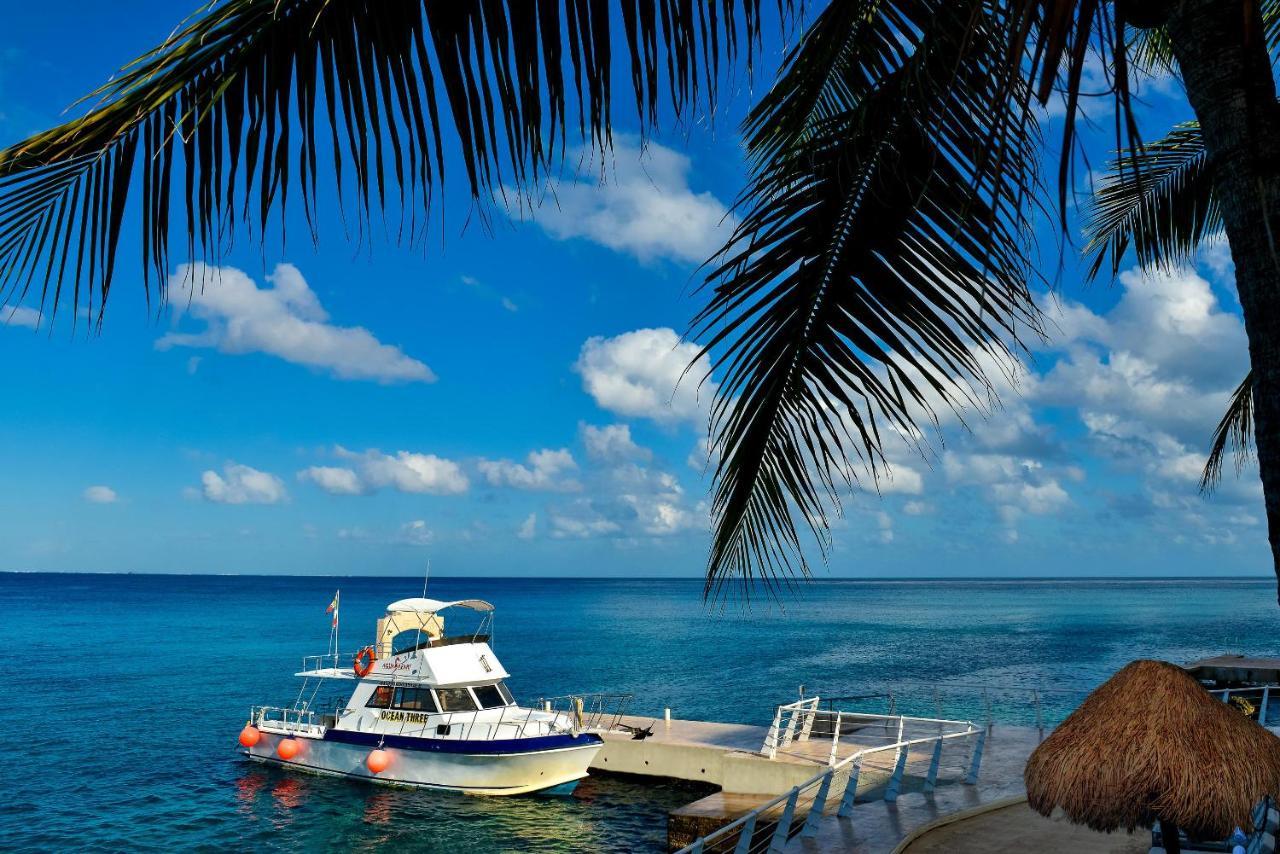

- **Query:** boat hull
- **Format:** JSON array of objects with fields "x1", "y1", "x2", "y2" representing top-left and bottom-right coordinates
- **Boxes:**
[{"x1": 243, "y1": 729, "x2": 603, "y2": 795}]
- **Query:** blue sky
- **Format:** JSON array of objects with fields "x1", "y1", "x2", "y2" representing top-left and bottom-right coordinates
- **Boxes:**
[{"x1": 0, "y1": 2, "x2": 1266, "y2": 578}]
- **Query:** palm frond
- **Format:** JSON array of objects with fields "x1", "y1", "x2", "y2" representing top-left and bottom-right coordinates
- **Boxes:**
[
  {"x1": 693, "y1": 0, "x2": 1042, "y2": 599},
  {"x1": 1201, "y1": 371, "x2": 1255, "y2": 495},
  {"x1": 1126, "y1": 0, "x2": 1280, "y2": 74},
  {"x1": 0, "y1": 0, "x2": 768, "y2": 324},
  {"x1": 1083, "y1": 121, "x2": 1220, "y2": 278}
]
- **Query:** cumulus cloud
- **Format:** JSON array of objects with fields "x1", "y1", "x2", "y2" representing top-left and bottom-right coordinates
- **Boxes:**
[
  {"x1": 576, "y1": 327, "x2": 714, "y2": 425},
  {"x1": 83, "y1": 485, "x2": 118, "y2": 504},
  {"x1": 301, "y1": 448, "x2": 469, "y2": 496},
  {"x1": 1, "y1": 306, "x2": 40, "y2": 329},
  {"x1": 515, "y1": 139, "x2": 731, "y2": 264},
  {"x1": 298, "y1": 466, "x2": 364, "y2": 495},
  {"x1": 200, "y1": 463, "x2": 288, "y2": 505},
  {"x1": 581, "y1": 423, "x2": 651, "y2": 463},
  {"x1": 517, "y1": 513, "x2": 537, "y2": 540},
  {"x1": 159, "y1": 263, "x2": 434, "y2": 383},
  {"x1": 398, "y1": 520, "x2": 433, "y2": 546},
  {"x1": 478, "y1": 449, "x2": 580, "y2": 492},
  {"x1": 547, "y1": 462, "x2": 702, "y2": 539}
]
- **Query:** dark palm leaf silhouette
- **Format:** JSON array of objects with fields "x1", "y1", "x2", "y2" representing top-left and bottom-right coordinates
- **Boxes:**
[
  {"x1": 0, "y1": 0, "x2": 764, "y2": 322},
  {"x1": 0, "y1": 0, "x2": 1191, "y2": 596},
  {"x1": 691, "y1": 0, "x2": 1045, "y2": 596},
  {"x1": 1201, "y1": 371, "x2": 1256, "y2": 494}
]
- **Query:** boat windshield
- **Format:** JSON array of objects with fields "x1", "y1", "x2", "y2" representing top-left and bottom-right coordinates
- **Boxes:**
[{"x1": 436, "y1": 687, "x2": 478, "y2": 712}]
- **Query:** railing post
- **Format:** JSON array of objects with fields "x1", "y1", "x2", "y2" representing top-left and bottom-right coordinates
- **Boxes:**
[
  {"x1": 828, "y1": 711, "x2": 842, "y2": 766},
  {"x1": 923, "y1": 738, "x2": 943, "y2": 794},
  {"x1": 687, "y1": 841, "x2": 703, "y2": 854},
  {"x1": 887, "y1": 690, "x2": 896, "y2": 717},
  {"x1": 733, "y1": 812, "x2": 758, "y2": 854},
  {"x1": 782, "y1": 704, "x2": 801, "y2": 750},
  {"x1": 884, "y1": 743, "x2": 908, "y2": 803},
  {"x1": 965, "y1": 729, "x2": 987, "y2": 785},
  {"x1": 802, "y1": 770, "x2": 834, "y2": 837},
  {"x1": 1264, "y1": 687, "x2": 1272, "y2": 726},
  {"x1": 893, "y1": 716, "x2": 905, "y2": 770},
  {"x1": 769, "y1": 787, "x2": 800, "y2": 852},
  {"x1": 765, "y1": 706, "x2": 783, "y2": 759},
  {"x1": 982, "y1": 688, "x2": 993, "y2": 731},
  {"x1": 838, "y1": 758, "x2": 862, "y2": 817}
]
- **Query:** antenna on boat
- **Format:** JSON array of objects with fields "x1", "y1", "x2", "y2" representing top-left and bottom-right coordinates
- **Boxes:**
[{"x1": 421, "y1": 560, "x2": 431, "y2": 598}]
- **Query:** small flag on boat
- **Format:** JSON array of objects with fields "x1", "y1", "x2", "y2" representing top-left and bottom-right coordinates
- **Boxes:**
[{"x1": 326, "y1": 591, "x2": 339, "y2": 627}]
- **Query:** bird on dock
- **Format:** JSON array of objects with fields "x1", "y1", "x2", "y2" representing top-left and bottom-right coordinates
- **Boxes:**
[{"x1": 620, "y1": 723, "x2": 654, "y2": 740}]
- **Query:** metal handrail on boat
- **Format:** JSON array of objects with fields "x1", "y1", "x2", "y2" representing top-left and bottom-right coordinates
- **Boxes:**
[
  {"x1": 535, "y1": 693, "x2": 634, "y2": 733},
  {"x1": 677, "y1": 717, "x2": 984, "y2": 854}
]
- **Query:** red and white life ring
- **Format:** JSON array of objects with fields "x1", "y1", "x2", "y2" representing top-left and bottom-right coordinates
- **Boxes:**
[{"x1": 353, "y1": 646, "x2": 375, "y2": 678}]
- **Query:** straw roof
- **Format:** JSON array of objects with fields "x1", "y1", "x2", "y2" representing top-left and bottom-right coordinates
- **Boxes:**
[{"x1": 1025, "y1": 659, "x2": 1280, "y2": 839}]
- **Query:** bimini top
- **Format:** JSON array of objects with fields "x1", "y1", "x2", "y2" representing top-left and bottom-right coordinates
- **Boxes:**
[{"x1": 385, "y1": 597, "x2": 494, "y2": 614}]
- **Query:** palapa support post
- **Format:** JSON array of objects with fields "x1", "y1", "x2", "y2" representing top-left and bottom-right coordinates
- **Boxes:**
[
  {"x1": 923, "y1": 738, "x2": 943, "y2": 794},
  {"x1": 838, "y1": 759, "x2": 862, "y2": 818},
  {"x1": 768, "y1": 787, "x2": 800, "y2": 853},
  {"x1": 884, "y1": 744, "x2": 908, "y2": 802},
  {"x1": 965, "y1": 728, "x2": 986, "y2": 784},
  {"x1": 802, "y1": 770, "x2": 834, "y2": 837},
  {"x1": 732, "y1": 812, "x2": 757, "y2": 854}
]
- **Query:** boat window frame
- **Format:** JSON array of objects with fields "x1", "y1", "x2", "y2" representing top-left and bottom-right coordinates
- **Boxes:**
[
  {"x1": 496, "y1": 682, "x2": 514, "y2": 704},
  {"x1": 471, "y1": 683, "x2": 509, "y2": 709},
  {"x1": 365, "y1": 685, "x2": 394, "y2": 709},
  {"x1": 434, "y1": 686, "x2": 479, "y2": 713},
  {"x1": 393, "y1": 686, "x2": 440, "y2": 714}
]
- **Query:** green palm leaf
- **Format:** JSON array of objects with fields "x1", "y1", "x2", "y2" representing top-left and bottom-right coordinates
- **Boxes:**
[
  {"x1": 1201, "y1": 371, "x2": 1255, "y2": 494},
  {"x1": 0, "y1": 0, "x2": 767, "y2": 324},
  {"x1": 1083, "y1": 121, "x2": 1219, "y2": 278},
  {"x1": 692, "y1": 0, "x2": 1042, "y2": 598}
]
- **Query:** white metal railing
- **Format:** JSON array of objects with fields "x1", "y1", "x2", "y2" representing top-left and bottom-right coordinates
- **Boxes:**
[
  {"x1": 678, "y1": 719, "x2": 983, "y2": 854},
  {"x1": 763, "y1": 697, "x2": 822, "y2": 759},
  {"x1": 535, "y1": 693, "x2": 633, "y2": 733},
  {"x1": 1211, "y1": 686, "x2": 1276, "y2": 726}
]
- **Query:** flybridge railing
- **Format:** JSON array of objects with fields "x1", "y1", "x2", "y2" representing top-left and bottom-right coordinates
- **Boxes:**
[{"x1": 677, "y1": 717, "x2": 984, "y2": 854}]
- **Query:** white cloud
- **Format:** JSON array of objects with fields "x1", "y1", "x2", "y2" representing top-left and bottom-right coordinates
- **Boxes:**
[
  {"x1": 576, "y1": 327, "x2": 713, "y2": 425},
  {"x1": 200, "y1": 463, "x2": 288, "y2": 505},
  {"x1": 314, "y1": 447, "x2": 469, "y2": 496},
  {"x1": 83, "y1": 485, "x2": 118, "y2": 504},
  {"x1": 581, "y1": 423, "x2": 651, "y2": 463},
  {"x1": 547, "y1": 462, "x2": 702, "y2": 539},
  {"x1": 517, "y1": 513, "x2": 537, "y2": 540},
  {"x1": 516, "y1": 139, "x2": 731, "y2": 264},
  {"x1": 398, "y1": 520, "x2": 433, "y2": 546},
  {"x1": 1, "y1": 306, "x2": 40, "y2": 329},
  {"x1": 298, "y1": 466, "x2": 364, "y2": 495},
  {"x1": 903, "y1": 500, "x2": 932, "y2": 516},
  {"x1": 159, "y1": 263, "x2": 434, "y2": 384},
  {"x1": 478, "y1": 449, "x2": 579, "y2": 491}
]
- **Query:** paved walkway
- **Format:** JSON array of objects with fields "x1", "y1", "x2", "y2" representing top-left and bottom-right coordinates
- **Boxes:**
[
  {"x1": 785, "y1": 725, "x2": 1045, "y2": 853},
  {"x1": 900, "y1": 799, "x2": 1148, "y2": 853}
]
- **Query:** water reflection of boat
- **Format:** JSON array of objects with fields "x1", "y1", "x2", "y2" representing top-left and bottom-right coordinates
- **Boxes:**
[{"x1": 238, "y1": 597, "x2": 603, "y2": 795}]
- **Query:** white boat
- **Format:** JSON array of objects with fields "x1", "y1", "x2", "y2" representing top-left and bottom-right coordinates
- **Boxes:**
[{"x1": 238, "y1": 596, "x2": 606, "y2": 795}]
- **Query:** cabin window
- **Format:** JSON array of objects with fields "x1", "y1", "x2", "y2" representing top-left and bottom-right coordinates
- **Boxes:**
[
  {"x1": 472, "y1": 684, "x2": 508, "y2": 709},
  {"x1": 365, "y1": 686, "x2": 394, "y2": 708},
  {"x1": 435, "y1": 687, "x2": 478, "y2": 712},
  {"x1": 497, "y1": 682, "x2": 514, "y2": 704},
  {"x1": 393, "y1": 687, "x2": 440, "y2": 713}
]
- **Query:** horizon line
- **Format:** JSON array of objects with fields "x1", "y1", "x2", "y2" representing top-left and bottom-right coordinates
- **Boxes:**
[{"x1": 0, "y1": 570, "x2": 1272, "y2": 582}]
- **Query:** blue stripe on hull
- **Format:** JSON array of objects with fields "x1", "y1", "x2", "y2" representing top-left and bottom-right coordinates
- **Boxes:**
[{"x1": 322, "y1": 728, "x2": 603, "y2": 756}]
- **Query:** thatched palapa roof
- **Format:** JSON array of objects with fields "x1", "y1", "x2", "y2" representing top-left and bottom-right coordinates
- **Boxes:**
[{"x1": 1025, "y1": 659, "x2": 1280, "y2": 839}]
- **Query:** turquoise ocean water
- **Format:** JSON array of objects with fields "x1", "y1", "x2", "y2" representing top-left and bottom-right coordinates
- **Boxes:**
[{"x1": 1, "y1": 573, "x2": 1276, "y2": 851}]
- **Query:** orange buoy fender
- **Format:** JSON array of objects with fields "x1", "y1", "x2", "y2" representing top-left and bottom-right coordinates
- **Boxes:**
[
  {"x1": 353, "y1": 646, "x2": 375, "y2": 678},
  {"x1": 366, "y1": 749, "x2": 391, "y2": 774},
  {"x1": 239, "y1": 725, "x2": 261, "y2": 747},
  {"x1": 277, "y1": 738, "x2": 300, "y2": 760}
]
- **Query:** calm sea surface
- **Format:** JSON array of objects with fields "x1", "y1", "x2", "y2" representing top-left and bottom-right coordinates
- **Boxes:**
[{"x1": 1, "y1": 574, "x2": 1276, "y2": 851}]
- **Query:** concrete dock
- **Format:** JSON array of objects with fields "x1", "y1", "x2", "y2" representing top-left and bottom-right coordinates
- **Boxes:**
[{"x1": 582, "y1": 705, "x2": 1014, "y2": 851}]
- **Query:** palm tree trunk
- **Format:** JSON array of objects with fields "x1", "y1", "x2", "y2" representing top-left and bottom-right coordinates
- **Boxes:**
[
  {"x1": 1161, "y1": 817, "x2": 1181, "y2": 854},
  {"x1": 1164, "y1": 0, "x2": 1280, "y2": 601}
]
